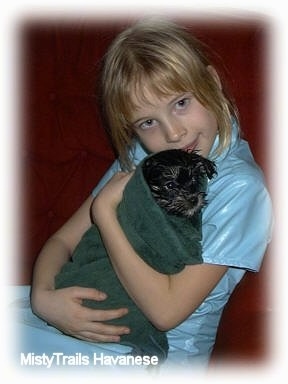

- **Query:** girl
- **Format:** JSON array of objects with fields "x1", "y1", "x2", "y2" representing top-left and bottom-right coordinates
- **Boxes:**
[{"x1": 28, "y1": 18, "x2": 272, "y2": 370}]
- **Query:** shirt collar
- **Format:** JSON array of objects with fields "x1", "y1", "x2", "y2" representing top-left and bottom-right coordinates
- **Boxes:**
[{"x1": 209, "y1": 119, "x2": 240, "y2": 164}]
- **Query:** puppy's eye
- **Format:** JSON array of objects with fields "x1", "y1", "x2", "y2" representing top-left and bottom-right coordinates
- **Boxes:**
[{"x1": 165, "y1": 181, "x2": 177, "y2": 190}]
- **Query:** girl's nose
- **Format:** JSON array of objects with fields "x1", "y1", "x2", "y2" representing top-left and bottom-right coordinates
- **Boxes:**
[{"x1": 164, "y1": 122, "x2": 187, "y2": 143}]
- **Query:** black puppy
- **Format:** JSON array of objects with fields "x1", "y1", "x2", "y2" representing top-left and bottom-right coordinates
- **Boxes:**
[{"x1": 142, "y1": 149, "x2": 217, "y2": 218}]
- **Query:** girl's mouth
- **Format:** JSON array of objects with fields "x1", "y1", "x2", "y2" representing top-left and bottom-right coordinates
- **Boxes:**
[{"x1": 182, "y1": 140, "x2": 198, "y2": 153}]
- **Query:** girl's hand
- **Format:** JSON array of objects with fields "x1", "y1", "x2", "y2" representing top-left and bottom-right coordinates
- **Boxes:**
[
  {"x1": 91, "y1": 172, "x2": 133, "y2": 224},
  {"x1": 31, "y1": 286, "x2": 130, "y2": 343}
]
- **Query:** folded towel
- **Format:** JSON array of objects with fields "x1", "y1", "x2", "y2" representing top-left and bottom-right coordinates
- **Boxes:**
[{"x1": 55, "y1": 151, "x2": 206, "y2": 361}]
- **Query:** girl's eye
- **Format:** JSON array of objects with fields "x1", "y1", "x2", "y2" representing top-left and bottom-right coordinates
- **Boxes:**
[
  {"x1": 138, "y1": 119, "x2": 157, "y2": 130},
  {"x1": 175, "y1": 97, "x2": 190, "y2": 110}
]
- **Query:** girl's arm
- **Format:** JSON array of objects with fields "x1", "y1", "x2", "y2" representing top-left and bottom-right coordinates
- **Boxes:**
[
  {"x1": 32, "y1": 196, "x2": 93, "y2": 291},
  {"x1": 31, "y1": 195, "x2": 130, "y2": 342},
  {"x1": 92, "y1": 172, "x2": 228, "y2": 331}
]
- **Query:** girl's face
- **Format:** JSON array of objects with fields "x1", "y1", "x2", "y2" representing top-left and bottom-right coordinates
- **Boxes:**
[{"x1": 130, "y1": 88, "x2": 218, "y2": 158}]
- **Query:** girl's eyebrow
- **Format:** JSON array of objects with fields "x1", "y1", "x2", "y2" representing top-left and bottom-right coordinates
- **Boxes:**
[
  {"x1": 131, "y1": 93, "x2": 191, "y2": 126},
  {"x1": 130, "y1": 107, "x2": 157, "y2": 126},
  {"x1": 168, "y1": 93, "x2": 188, "y2": 105},
  {"x1": 131, "y1": 116, "x2": 151, "y2": 126}
]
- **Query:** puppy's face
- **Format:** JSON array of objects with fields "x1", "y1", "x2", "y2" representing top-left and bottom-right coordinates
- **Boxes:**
[{"x1": 142, "y1": 149, "x2": 217, "y2": 218}]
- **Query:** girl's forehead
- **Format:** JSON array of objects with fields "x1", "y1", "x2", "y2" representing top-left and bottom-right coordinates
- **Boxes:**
[
  {"x1": 128, "y1": 71, "x2": 189, "y2": 106},
  {"x1": 130, "y1": 83, "x2": 182, "y2": 111},
  {"x1": 130, "y1": 89, "x2": 176, "y2": 114}
]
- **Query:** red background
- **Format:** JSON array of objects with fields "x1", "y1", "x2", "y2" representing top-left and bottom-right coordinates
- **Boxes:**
[{"x1": 19, "y1": 16, "x2": 272, "y2": 364}]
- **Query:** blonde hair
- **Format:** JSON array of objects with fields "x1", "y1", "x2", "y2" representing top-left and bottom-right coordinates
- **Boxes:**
[{"x1": 100, "y1": 18, "x2": 238, "y2": 170}]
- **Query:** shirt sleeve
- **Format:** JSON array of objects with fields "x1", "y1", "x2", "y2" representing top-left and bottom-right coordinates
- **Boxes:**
[
  {"x1": 91, "y1": 142, "x2": 148, "y2": 197},
  {"x1": 202, "y1": 172, "x2": 273, "y2": 272},
  {"x1": 91, "y1": 159, "x2": 122, "y2": 197}
]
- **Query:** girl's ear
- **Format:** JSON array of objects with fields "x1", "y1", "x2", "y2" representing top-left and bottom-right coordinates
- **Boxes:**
[{"x1": 207, "y1": 65, "x2": 222, "y2": 90}]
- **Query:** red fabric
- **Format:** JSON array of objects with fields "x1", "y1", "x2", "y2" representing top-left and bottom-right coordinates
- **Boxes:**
[{"x1": 19, "y1": 18, "x2": 271, "y2": 363}]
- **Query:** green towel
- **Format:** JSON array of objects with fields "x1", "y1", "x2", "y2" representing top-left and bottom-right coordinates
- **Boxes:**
[{"x1": 55, "y1": 155, "x2": 204, "y2": 361}]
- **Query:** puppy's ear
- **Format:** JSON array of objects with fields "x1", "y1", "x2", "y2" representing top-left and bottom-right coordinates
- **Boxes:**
[
  {"x1": 143, "y1": 156, "x2": 164, "y2": 182},
  {"x1": 143, "y1": 157, "x2": 159, "y2": 169},
  {"x1": 199, "y1": 158, "x2": 217, "y2": 179}
]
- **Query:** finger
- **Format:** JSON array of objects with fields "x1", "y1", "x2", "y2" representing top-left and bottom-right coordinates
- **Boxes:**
[
  {"x1": 66, "y1": 286, "x2": 107, "y2": 301},
  {"x1": 84, "y1": 307, "x2": 129, "y2": 322},
  {"x1": 68, "y1": 322, "x2": 130, "y2": 343},
  {"x1": 84, "y1": 320, "x2": 130, "y2": 337},
  {"x1": 72, "y1": 331, "x2": 122, "y2": 343}
]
